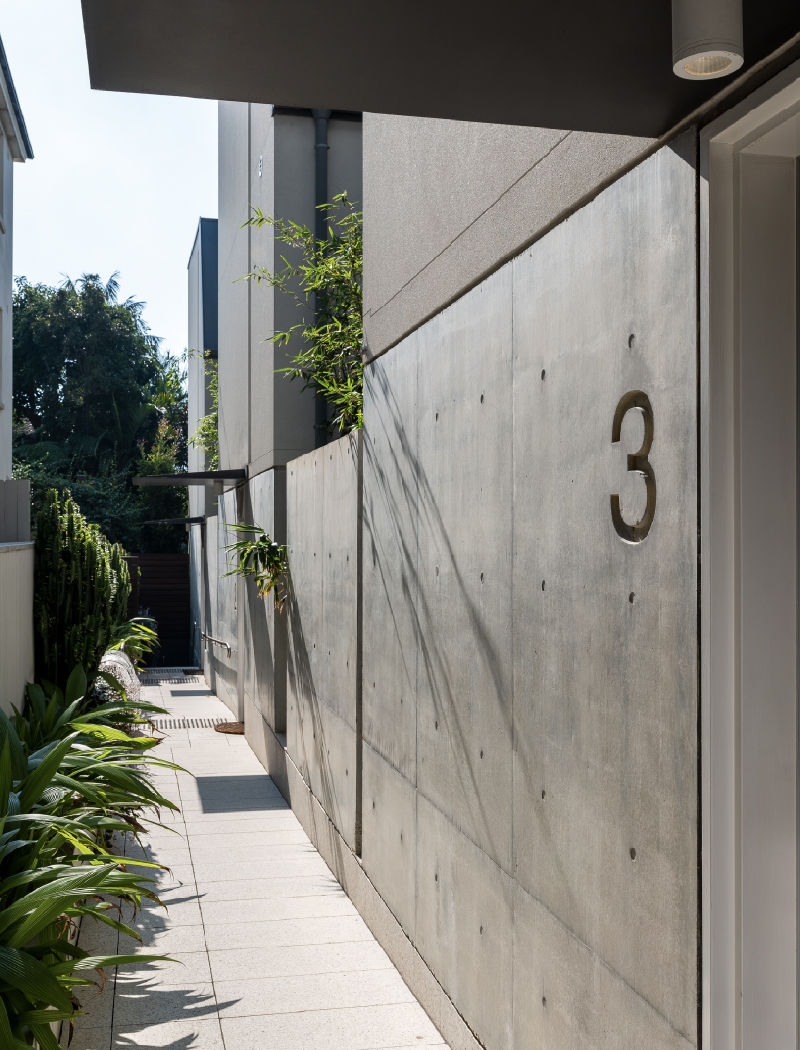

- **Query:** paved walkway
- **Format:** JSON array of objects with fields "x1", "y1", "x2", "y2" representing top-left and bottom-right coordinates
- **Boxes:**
[{"x1": 70, "y1": 674, "x2": 447, "y2": 1050}]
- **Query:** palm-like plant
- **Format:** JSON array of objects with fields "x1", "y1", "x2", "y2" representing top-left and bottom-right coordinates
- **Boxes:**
[{"x1": 0, "y1": 667, "x2": 182, "y2": 1046}]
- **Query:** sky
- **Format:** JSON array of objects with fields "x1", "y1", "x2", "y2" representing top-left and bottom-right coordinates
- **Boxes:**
[{"x1": 0, "y1": 0, "x2": 218, "y2": 360}]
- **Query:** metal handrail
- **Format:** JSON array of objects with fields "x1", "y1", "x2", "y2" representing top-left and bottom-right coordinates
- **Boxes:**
[{"x1": 201, "y1": 631, "x2": 234, "y2": 657}]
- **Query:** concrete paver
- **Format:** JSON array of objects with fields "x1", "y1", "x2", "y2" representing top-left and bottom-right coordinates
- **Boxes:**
[{"x1": 68, "y1": 678, "x2": 448, "y2": 1050}]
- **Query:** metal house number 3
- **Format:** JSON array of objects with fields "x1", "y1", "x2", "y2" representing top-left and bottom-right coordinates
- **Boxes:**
[{"x1": 610, "y1": 390, "x2": 656, "y2": 542}]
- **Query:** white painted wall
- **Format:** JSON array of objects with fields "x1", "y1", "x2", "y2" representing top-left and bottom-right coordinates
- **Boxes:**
[
  {"x1": 702, "y1": 57, "x2": 800, "y2": 1050},
  {"x1": 0, "y1": 45, "x2": 33, "y2": 708},
  {"x1": 0, "y1": 542, "x2": 34, "y2": 714}
]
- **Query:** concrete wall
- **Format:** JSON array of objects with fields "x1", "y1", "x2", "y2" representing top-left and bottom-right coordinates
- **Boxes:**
[
  {"x1": 362, "y1": 115, "x2": 655, "y2": 359},
  {"x1": 0, "y1": 541, "x2": 33, "y2": 714},
  {"x1": 207, "y1": 94, "x2": 702, "y2": 1050},
  {"x1": 198, "y1": 100, "x2": 362, "y2": 705},
  {"x1": 361, "y1": 132, "x2": 699, "y2": 1050},
  {"x1": 241, "y1": 465, "x2": 287, "y2": 738},
  {"x1": 217, "y1": 102, "x2": 363, "y2": 476},
  {"x1": 285, "y1": 433, "x2": 361, "y2": 851}
]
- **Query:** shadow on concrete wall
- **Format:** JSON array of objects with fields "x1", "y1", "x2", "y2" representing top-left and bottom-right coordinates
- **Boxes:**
[{"x1": 364, "y1": 356, "x2": 511, "y2": 865}]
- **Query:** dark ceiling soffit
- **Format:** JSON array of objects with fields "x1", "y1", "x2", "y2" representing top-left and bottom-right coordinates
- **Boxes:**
[
  {"x1": 144, "y1": 516, "x2": 206, "y2": 524},
  {"x1": 0, "y1": 32, "x2": 33, "y2": 157},
  {"x1": 80, "y1": 0, "x2": 800, "y2": 139},
  {"x1": 272, "y1": 106, "x2": 362, "y2": 122},
  {"x1": 134, "y1": 470, "x2": 246, "y2": 487}
]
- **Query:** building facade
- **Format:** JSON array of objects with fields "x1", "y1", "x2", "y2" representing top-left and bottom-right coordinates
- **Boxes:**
[
  {"x1": 0, "y1": 35, "x2": 33, "y2": 715},
  {"x1": 127, "y1": 17, "x2": 800, "y2": 1050}
]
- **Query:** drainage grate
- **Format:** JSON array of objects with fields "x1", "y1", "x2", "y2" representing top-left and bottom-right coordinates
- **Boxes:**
[
  {"x1": 151, "y1": 717, "x2": 231, "y2": 730},
  {"x1": 140, "y1": 667, "x2": 199, "y2": 676},
  {"x1": 141, "y1": 676, "x2": 205, "y2": 685}
]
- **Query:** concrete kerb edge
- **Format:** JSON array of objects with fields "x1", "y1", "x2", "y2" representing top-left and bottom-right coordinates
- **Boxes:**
[{"x1": 244, "y1": 700, "x2": 483, "y2": 1050}]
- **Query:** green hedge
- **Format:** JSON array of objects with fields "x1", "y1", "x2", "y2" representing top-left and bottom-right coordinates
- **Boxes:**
[{"x1": 34, "y1": 490, "x2": 131, "y2": 692}]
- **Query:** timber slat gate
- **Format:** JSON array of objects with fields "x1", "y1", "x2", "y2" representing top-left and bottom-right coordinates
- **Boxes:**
[{"x1": 125, "y1": 553, "x2": 190, "y2": 644}]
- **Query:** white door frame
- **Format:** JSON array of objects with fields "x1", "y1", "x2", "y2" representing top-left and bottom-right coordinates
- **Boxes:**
[{"x1": 701, "y1": 59, "x2": 800, "y2": 1050}]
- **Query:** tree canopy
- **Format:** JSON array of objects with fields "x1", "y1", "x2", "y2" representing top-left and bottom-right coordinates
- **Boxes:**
[
  {"x1": 13, "y1": 273, "x2": 186, "y2": 474},
  {"x1": 12, "y1": 273, "x2": 188, "y2": 553}
]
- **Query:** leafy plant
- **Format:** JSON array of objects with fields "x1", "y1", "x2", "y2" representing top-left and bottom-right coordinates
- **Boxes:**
[
  {"x1": 222, "y1": 523, "x2": 288, "y2": 609},
  {"x1": 107, "y1": 618, "x2": 159, "y2": 666},
  {"x1": 136, "y1": 417, "x2": 189, "y2": 553},
  {"x1": 243, "y1": 193, "x2": 363, "y2": 435},
  {"x1": 188, "y1": 349, "x2": 219, "y2": 470},
  {"x1": 34, "y1": 490, "x2": 132, "y2": 692},
  {"x1": 12, "y1": 459, "x2": 144, "y2": 552},
  {"x1": 0, "y1": 665, "x2": 181, "y2": 1047}
]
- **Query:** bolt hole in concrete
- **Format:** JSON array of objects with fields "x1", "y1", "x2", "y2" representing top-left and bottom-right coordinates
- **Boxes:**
[
  {"x1": 373, "y1": 801, "x2": 376, "y2": 808},
  {"x1": 629, "y1": 591, "x2": 635, "y2": 603},
  {"x1": 628, "y1": 333, "x2": 635, "y2": 348},
  {"x1": 435, "y1": 721, "x2": 439, "y2": 730},
  {"x1": 480, "y1": 926, "x2": 483, "y2": 935},
  {"x1": 435, "y1": 873, "x2": 438, "y2": 882},
  {"x1": 435, "y1": 565, "x2": 439, "y2": 576},
  {"x1": 480, "y1": 572, "x2": 484, "y2": 582},
  {"x1": 543, "y1": 997, "x2": 547, "y2": 1008},
  {"x1": 435, "y1": 411, "x2": 439, "y2": 420},
  {"x1": 542, "y1": 789, "x2": 546, "y2": 799},
  {"x1": 630, "y1": 847, "x2": 637, "y2": 861},
  {"x1": 480, "y1": 393, "x2": 484, "y2": 403},
  {"x1": 541, "y1": 369, "x2": 546, "y2": 380},
  {"x1": 541, "y1": 580, "x2": 546, "y2": 591},
  {"x1": 480, "y1": 750, "x2": 483, "y2": 759}
]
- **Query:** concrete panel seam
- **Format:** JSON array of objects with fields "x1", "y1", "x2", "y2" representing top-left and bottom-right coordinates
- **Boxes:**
[
  {"x1": 364, "y1": 125, "x2": 698, "y2": 363},
  {"x1": 415, "y1": 786, "x2": 695, "y2": 1044},
  {"x1": 366, "y1": 130, "x2": 571, "y2": 318}
]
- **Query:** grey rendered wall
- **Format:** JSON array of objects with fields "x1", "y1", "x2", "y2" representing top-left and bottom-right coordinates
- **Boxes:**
[
  {"x1": 286, "y1": 434, "x2": 360, "y2": 851},
  {"x1": 362, "y1": 115, "x2": 655, "y2": 359},
  {"x1": 217, "y1": 102, "x2": 363, "y2": 477},
  {"x1": 218, "y1": 101, "x2": 251, "y2": 474},
  {"x1": 362, "y1": 132, "x2": 698, "y2": 1050},
  {"x1": 211, "y1": 99, "x2": 362, "y2": 722}
]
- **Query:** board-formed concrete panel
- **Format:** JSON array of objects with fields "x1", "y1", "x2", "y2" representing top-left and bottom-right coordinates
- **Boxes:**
[
  {"x1": 362, "y1": 742, "x2": 417, "y2": 939},
  {"x1": 361, "y1": 131, "x2": 698, "y2": 1050},
  {"x1": 415, "y1": 793, "x2": 514, "y2": 1050},
  {"x1": 363, "y1": 347, "x2": 419, "y2": 781},
  {"x1": 511, "y1": 130, "x2": 698, "y2": 1040},
  {"x1": 321, "y1": 434, "x2": 359, "y2": 729},
  {"x1": 242, "y1": 468, "x2": 287, "y2": 735},
  {"x1": 414, "y1": 266, "x2": 514, "y2": 874},
  {"x1": 287, "y1": 436, "x2": 360, "y2": 849},
  {"x1": 512, "y1": 883, "x2": 695, "y2": 1050}
]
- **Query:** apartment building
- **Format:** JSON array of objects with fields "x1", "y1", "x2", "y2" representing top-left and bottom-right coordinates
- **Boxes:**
[{"x1": 83, "y1": 3, "x2": 800, "y2": 1047}]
